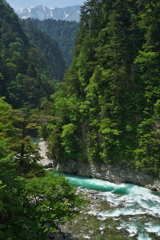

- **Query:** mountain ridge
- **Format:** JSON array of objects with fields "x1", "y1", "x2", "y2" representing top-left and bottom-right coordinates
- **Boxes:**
[{"x1": 16, "y1": 5, "x2": 81, "y2": 22}]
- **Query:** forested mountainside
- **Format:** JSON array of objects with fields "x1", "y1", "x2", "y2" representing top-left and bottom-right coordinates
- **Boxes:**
[
  {"x1": 0, "y1": 0, "x2": 65, "y2": 108},
  {"x1": 0, "y1": 1, "x2": 85, "y2": 239},
  {"x1": 1, "y1": 0, "x2": 160, "y2": 238},
  {"x1": 22, "y1": 18, "x2": 79, "y2": 67},
  {"x1": 44, "y1": 0, "x2": 160, "y2": 174},
  {"x1": 22, "y1": 21, "x2": 66, "y2": 81}
]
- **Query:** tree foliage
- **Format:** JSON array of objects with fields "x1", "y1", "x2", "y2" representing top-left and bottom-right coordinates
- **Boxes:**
[
  {"x1": 23, "y1": 18, "x2": 79, "y2": 68},
  {"x1": 0, "y1": 98, "x2": 86, "y2": 239},
  {"x1": 0, "y1": 0, "x2": 65, "y2": 108},
  {"x1": 0, "y1": 161, "x2": 85, "y2": 239},
  {"x1": 45, "y1": 0, "x2": 160, "y2": 173},
  {"x1": 0, "y1": 1, "x2": 87, "y2": 239}
]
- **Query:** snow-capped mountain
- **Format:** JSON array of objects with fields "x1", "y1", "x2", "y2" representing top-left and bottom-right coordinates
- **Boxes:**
[{"x1": 16, "y1": 5, "x2": 80, "y2": 22}]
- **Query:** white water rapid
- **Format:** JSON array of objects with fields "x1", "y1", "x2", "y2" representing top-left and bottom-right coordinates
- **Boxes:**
[{"x1": 50, "y1": 171, "x2": 160, "y2": 240}]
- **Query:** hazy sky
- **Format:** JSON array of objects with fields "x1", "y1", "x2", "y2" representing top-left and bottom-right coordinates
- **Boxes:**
[{"x1": 6, "y1": 0, "x2": 86, "y2": 11}]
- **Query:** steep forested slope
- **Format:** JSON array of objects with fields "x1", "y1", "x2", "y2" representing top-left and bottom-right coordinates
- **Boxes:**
[
  {"x1": 22, "y1": 18, "x2": 79, "y2": 67},
  {"x1": 0, "y1": 2, "x2": 85, "y2": 239},
  {"x1": 23, "y1": 21, "x2": 66, "y2": 81},
  {"x1": 46, "y1": 0, "x2": 160, "y2": 174},
  {"x1": 0, "y1": 0, "x2": 65, "y2": 108},
  {"x1": 0, "y1": 98, "x2": 85, "y2": 239}
]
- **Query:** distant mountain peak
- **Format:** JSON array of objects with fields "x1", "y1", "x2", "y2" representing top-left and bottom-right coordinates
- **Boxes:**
[{"x1": 16, "y1": 5, "x2": 80, "y2": 22}]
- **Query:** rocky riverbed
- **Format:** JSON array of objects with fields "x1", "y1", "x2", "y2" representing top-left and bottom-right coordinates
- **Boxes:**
[
  {"x1": 38, "y1": 141, "x2": 160, "y2": 240},
  {"x1": 46, "y1": 188, "x2": 104, "y2": 240},
  {"x1": 47, "y1": 185, "x2": 160, "y2": 240}
]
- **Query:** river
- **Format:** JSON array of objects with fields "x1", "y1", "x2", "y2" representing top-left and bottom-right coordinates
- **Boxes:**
[{"x1": 49, "y1": 170, "x2": 160, "y2": 240}]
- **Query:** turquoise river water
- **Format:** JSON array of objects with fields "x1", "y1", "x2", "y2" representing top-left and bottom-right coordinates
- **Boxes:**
[{"x1": 50, "y1": 171, "x2": 160, "y2": 240}]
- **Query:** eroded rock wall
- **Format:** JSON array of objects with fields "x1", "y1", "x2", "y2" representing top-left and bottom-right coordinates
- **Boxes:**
[
  {"x1": 39, "y1": 141, "x2": 160, "y2": 192},
  {"x1": 55, "y1": 159, "x2": 160, "y2": 192}
]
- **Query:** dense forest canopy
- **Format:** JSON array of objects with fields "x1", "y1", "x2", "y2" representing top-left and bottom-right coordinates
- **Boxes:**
[
  {"x1": 0, "y1": 1, "x2": 85, "y2": 239},
  {"x1": 23, "y1": 18, "x2": 79, "y2": 68},
  {"x1": 23, "y1": 21, "x2": 66, "y2": 81},
  {"x1": 0, "y1": 0, "x2": 65, "y2": 108},
  {"x1": 1, "y1": 0, "x2": 160, "y2": 238},
  {"x1": 44, "y1": 0, "x2": 160, "y2": 174}
]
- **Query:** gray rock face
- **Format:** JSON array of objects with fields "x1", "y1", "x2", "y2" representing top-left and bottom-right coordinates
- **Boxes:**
[
  {"x1": 38, "y1": 141, "x2": 54, "y2": 168},
  {"x1": 54, "y1": 159, "x2": 160, "y2": 192},
  {"x1": 38, "y1": 141, "x2": 160, "y2": 192}
]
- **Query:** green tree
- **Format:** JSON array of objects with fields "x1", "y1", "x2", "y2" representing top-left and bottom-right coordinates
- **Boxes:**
[
  {"x1": 0, "y1": 98, "x2": 86, "y2": 239},
  {"x1": 0, "y1": 98, "x2": 43, "y2": 177},
  {"x1": 0, "y1": 0, "x2": 65, "y2": 109},
  {"x1": 23, "y1": 174, "x2": 86, "y2": 237},
  {"x1": 23, "y1": 18, "x2": 79, "y2": 67},
  {"x1": 44, "y1": 0, "x2": 160, "y2": 173},
  {"x1": 0, "y1": 159, "x2": 86, "y2": 239}
]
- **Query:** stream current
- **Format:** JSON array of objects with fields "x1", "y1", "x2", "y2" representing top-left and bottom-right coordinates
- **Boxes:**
[{"x1": 50, "y1": 171, "x2": 160, "y2": 240}]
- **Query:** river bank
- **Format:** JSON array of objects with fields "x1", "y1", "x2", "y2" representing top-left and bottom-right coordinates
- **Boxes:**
[
  {"x1": 38, "y1": 141, "x2": 160, "y2": 193},
  {"x1": 46, "y1": 188, "x2": 102, "y2": 240},
  {"x1": 47, "y1": 173, "x2": 160, "y2": 240},
  {"x1": 38, "y1": 142, "x2": 160, "y2": 240}
]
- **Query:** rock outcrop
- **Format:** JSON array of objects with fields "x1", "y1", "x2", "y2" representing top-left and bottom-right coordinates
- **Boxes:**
[
  {"x1": 38, "y1": 141, "x2": 160, "y2": 192},
  {"x1": 54, "y1": 159, "x2": 160, "y2": 192},
  {"x1": 38, "y1": 141, "x2": 54, "y2": 168}
]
